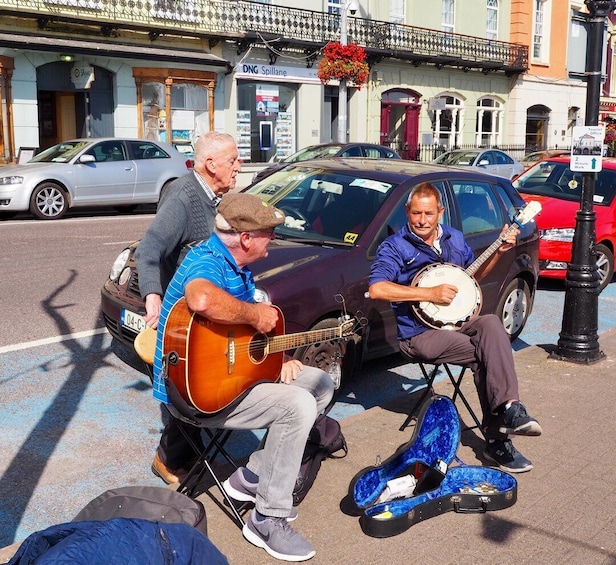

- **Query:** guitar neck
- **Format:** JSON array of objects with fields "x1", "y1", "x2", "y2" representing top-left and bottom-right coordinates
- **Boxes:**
[
  {"x1": 267, "y1": 326, "x2": 342, "y2": 354},
  {"x1": 464, "y1": 221, "x2": 519, "y2": 278}
]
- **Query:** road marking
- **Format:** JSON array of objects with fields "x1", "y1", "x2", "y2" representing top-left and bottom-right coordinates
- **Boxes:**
[{"x1": 0, "y1": 328, "x2": 109, "y2": 354}]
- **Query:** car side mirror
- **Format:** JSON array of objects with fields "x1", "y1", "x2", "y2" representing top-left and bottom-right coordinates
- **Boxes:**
[
  {"x1": 478, "y1": 159, "x2": 490, "y2": 166},
  {"x1": 79, "y1": 154, "x2": 96, "y2": 164}
]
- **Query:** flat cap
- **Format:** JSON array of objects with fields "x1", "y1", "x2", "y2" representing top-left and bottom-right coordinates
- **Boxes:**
[{"x1": 218, "y1": 193, "x2": 285, "y2": 233}]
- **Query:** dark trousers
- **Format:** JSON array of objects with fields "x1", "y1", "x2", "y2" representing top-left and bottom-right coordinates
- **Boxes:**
[
  {"x1": 158, "y1": 417, "x2": 204, "y2": 470},
  {"x1": 399, "y1": 314, "x2": 519, "y2": 440}
]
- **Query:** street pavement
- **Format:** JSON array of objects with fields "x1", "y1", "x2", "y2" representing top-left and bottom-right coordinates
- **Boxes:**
[{"x1": 2, "y1": 282, "x2": 616, "y2": 563}]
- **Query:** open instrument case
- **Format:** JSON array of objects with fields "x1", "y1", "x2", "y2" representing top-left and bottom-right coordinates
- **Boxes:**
[{"x1": 350, "y1": 395, "x2": 517, "y2": 538}]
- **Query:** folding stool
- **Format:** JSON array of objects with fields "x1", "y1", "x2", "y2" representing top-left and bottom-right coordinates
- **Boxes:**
[
  {"x1": 399, "y1": 359, "x2": 485, "y2": 439},
  {"x1": 134, "y1": 328, "x2": 248, "y2": 528}
]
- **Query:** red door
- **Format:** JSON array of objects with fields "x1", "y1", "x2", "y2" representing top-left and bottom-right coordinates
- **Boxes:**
[{"x1": 380, "y1": 89, "x2": 422, "y2": 160}]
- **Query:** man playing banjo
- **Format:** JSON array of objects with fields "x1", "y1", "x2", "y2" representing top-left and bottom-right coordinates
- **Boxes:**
[{"x1": 369, "y1": 182, "x2": 542, "y2": 473}]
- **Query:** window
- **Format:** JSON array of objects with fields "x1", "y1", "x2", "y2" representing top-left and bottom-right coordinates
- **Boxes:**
[
  {"x1": 390, "y1": 0, "x2": 405, "y2": 24},
  {"x1": 476, "y1": 97, "x2": 502, "y2": 147},
  {"x1": 237, "y1": 81, "x2": 297, "y2": 163},
  {"x1": 134, "y1": 68, "x2": 216, "y2": 145},
  {"x1": 432, "y1": 95, "x2": 464, "y2": 148},
  {"x1": 328, "y1": 0, "x2": 340, "y2": 15},
  {"x1": 533, "y1": 0, "x2": 546, "y2": 60},
  {"x1": 452, "y1": 182, "x2": 501, "y2": 235},
  {"x1": 128, "y1": 141, "x2": 170, "y2": 160},
  {"x1": 487, "y1": 0, "x2": 498, "y2": 40},
  {"x1": 442, "y1": 0, "x2": 455, "y2": 33}
]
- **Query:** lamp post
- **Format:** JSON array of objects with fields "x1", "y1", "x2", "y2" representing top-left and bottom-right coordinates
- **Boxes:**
[
  {"x1": 552, "y1": 0, "x2": 615, "y2": 363},
  {"x1": 336, "y1": 0, "x2": 357, "y2": 143}
]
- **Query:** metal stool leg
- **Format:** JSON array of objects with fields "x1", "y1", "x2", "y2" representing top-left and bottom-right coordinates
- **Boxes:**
[{"x1": 399, "y1": 363, "x2": 440, "y2": 431}]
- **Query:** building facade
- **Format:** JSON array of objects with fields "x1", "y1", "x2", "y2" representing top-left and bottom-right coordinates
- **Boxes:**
[{"x1": 0, "y1": 0, "x2": 606, "y2": 169}]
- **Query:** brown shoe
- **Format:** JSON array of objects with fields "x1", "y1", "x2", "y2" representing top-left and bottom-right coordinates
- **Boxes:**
[{"x1": 151, "y1": 452, "x2": 187, "y2": 484}]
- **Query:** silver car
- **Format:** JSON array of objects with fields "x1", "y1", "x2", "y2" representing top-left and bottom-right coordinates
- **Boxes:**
[
  {"x1": 433, "y1": 148, "x2": 524, "y2": 180},
  {"x1": 0, "y1": 138, "x2": 192, "y2": 220}
]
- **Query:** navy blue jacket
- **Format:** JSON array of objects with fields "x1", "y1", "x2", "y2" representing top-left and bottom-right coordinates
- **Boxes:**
[
  {"x1": 369, "y1": 223, "x2": 474, "y2": 340},
  {"x1": 8, "y1": 518, "x2": 228, "y2": 565}
]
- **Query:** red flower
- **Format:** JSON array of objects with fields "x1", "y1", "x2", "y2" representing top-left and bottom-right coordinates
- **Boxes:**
[{"x1": 317, "y1": 41, "x2": 370, "y2": 89}]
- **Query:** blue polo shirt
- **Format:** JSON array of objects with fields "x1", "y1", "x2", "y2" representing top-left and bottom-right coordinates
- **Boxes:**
[{"x1": 152, "y1": 233, "x2": 256, "y2": 403}]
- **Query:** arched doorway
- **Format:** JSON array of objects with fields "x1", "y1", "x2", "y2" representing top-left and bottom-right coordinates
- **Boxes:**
[
  {"x1": 36, "y1": 62, "x2": 114, "y2": 150},
  {"x1": 526, "y1": 105, "x2": 550, "y2": 152},
  {"x1": 380, "y1": 89, "x2": 421, "y2": 160}
]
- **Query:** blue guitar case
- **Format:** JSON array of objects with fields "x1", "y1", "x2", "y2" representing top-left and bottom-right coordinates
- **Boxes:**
[{"x1": 350, "y1": 395, "x2": 517, "y2": 538}]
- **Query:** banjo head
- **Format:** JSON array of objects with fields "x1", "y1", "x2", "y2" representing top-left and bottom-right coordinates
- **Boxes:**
[{"x1": 412, "y1": 263, "x2": 482, "y2": 330}]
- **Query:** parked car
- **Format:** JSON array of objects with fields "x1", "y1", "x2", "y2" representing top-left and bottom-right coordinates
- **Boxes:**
[
  {"x1": 433, "y1": 149, "x2": 524, "y2": 179},
  {"x1": 101, "y1": 158, "x2": 539, "y2": 384},
  {"x1": 513, "y1": 156, "x2": 616, "y2": 291},
  {"x1": 0, "y1": 138, "x2": 192, "y2": 220},
  {"x1": 520, "y1": 149, "x2": 570, "y2": 169},
  {"x1": 253, "y1": 142, "x2": 400, "y2": 183}
]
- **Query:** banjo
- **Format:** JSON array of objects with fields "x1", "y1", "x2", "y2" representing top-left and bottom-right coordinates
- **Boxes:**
[{"x1": 411, "y1": 200, "x2": 542, "y2": 331}]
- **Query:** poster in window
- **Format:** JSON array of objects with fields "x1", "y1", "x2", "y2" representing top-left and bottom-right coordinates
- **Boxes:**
[{"x1": 256, "y1": 84, "x2": 279, "y2": 117}]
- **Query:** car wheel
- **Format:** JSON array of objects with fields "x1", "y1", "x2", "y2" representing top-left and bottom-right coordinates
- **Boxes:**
[
  {"x1": 158, "y1": 180, "x2": 174, "y2": 207},
  {"x1": 292, "y1": 317, "x2": 358, "y2": 389},
  {"x1": 29, "y1": 182, "x2": 68, "y2": 220},
  {"x1": 596, "y1": 243, "x2": 614, "y2": 291},
  {"x1": 496, "y1": 278, "x2": 531, "y2": 341}
]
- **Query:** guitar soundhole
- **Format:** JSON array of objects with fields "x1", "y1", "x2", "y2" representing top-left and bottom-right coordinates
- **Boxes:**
[{"x1": 249, "y1": 333, "x2": 268, "y2": 364}]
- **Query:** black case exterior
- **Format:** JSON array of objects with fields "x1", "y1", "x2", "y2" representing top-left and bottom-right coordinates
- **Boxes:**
[
  {"x1": 72, "y1": 486, "x2": 208, "y2": 536},
  {"x1": 350, "y1": 396, "x2": 517, "y2": 538}
]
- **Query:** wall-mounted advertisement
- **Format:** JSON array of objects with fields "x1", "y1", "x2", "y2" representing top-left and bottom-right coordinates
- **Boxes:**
[{"x1": 256, "y1": 84, "x2": 279, "y2": 117}]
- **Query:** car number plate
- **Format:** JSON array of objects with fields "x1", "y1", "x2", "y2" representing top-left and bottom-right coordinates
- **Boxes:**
[{"x1": 121, "y1": 309, "x2": 147, "y2": 333}]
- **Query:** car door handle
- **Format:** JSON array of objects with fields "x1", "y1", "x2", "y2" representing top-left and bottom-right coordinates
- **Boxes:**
[{"x1": 124, "y1": 166, "x2": 134, "y2": 171}]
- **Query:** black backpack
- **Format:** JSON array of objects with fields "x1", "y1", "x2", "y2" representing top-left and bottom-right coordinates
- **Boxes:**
[{"x1": 293, "y1": 414, "x2": 348, "y2": 505}]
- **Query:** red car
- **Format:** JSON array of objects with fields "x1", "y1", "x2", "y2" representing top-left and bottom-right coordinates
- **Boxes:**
[{"x1": 513, "y1": 156, "x2": 616, "y2": 290}]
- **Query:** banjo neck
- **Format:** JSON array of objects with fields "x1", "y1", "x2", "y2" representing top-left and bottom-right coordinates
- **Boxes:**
[{"x1": 464, "y1": 222, "x2": 518, "y2": 278}]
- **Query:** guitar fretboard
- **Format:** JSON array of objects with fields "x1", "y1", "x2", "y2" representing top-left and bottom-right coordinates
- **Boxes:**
[{"x1": 266, "y1": 327, "x2": 342, "y2": 354}]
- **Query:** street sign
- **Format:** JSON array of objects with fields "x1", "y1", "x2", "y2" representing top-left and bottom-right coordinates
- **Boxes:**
[{"x1": 570, "y1": 125, "x2": 605, "y2": 172}]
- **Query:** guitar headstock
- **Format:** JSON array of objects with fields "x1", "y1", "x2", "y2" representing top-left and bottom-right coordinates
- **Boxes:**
[
  {"x1": 337, "y1": 315, "x2": 359, "y2": 339},
  {"x1": 513, "y1": 200, "x2": 542, "y2": 226}
]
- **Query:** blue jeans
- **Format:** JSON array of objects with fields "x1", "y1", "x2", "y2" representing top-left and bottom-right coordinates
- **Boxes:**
[{"x1": 204, "y1": 366, "x2": 334, "y2": 518}]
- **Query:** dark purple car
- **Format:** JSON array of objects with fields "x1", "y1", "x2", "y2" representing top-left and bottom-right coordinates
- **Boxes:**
[{"x1": 101, "y1": 158, "x2": 539, "y2": 384}]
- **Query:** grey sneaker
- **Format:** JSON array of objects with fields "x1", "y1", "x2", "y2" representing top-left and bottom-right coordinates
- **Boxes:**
[
  {"x1": 499, "y1": 401, "x2": 542, "y2": 436},
  {"x1": 223, "y1": 467, "x2": 297, "y2": 521},
  {"x1": 243, "y1": 509, "x2": 315, "y2": 562},
  {"x1": 484, "y1": 439, "x2": 533, "y2": 473}
]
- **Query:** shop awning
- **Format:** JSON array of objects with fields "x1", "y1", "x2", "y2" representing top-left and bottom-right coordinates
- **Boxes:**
[{"x1": 0, "y1": 31, "x2": 231, "y2": 70}]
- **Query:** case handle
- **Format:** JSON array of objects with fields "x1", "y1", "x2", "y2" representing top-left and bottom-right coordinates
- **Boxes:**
[{"x1": 452, "y1": 496, "x2": 489, "y2": 514}]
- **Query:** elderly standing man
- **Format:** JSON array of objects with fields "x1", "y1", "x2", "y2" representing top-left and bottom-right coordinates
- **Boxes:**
[
  {"x1": 153, "y1": 193, "x2": 334, "y2": 561},
  {"x1": 135, "y1": 131, "x2": 241, "y2": 484}
]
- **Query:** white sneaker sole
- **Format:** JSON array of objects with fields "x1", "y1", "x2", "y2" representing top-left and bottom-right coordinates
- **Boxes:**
[{"x1": 243, "y1": 521, "x2": 315, "y2": 562}]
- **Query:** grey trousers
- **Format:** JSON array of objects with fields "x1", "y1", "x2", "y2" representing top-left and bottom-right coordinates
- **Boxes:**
[
  {"x1": 399, "y1": 314, "x2": 519, "y2": 439},
  {"x1": 203, "y1": 365, "x2": 334, "y2": 518}
]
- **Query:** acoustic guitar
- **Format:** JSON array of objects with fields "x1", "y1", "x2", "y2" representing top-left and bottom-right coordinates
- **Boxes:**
[
  {"x1": 411, "y1": 200, "x2": 541, "y2": 331},
  {"x1": 162, "y1": 298, "x2": 355, "y2": 414}
]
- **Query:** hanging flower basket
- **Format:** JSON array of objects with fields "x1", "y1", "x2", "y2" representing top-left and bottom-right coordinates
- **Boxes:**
[
  {"x1": 605, "y1": 122, "x2": 616, "y2": 156},
  {"x1": 317, "y1": 41, "x2": 370, "y2": 90}
]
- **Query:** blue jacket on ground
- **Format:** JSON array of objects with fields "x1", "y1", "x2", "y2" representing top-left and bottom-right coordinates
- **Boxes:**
[
  {"x1": 8, "y1": 518, "x2": 228, "y2": 565},
  {"x1": 369, "y1": 223, "x2": 474, "y2": 340}
]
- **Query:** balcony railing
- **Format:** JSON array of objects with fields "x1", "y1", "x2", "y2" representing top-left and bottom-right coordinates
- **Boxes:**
[{"x1": 0, "y1": 0, "x2": 528, "y2": 73}]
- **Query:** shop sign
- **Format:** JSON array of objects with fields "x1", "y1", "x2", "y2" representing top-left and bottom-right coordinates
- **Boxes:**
[
  {"x1": 71, "y1": 64, "x2": 95, "y2": 89},
  {"x1": 235, "y1": 61, "x2": 321, "y2": 84}
]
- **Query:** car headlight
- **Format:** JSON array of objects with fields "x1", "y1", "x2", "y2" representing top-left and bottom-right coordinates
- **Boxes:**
[
  {"x1": 540, "y1": 228, "x2": 575, "y2": 242},
  {"x1": 253, "y1": 287, "x2": 270, "y2": 303},
  {"x1": 0, "y1": 176, "x2": 23, "y2": 185},
  {"x1": 109, "y1": 248, "x2": 131, "y2": 281}
]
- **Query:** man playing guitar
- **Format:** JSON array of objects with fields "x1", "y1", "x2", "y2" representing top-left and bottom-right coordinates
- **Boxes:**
[
  {"x1": 369, "y1": 182, "x2": 542, "y2": 473},
  {"x1": 152, "y1": 193, "x2": 334, "y2": 562}
]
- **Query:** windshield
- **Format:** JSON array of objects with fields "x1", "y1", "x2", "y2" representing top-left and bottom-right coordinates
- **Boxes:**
[
  {"x1": 246, "y1": 166, "x2": 396, "y2": 245},
  {"x1": 284, "y1": 145, "x2": 344, "y2": 163},
  {"x1": 513, "y1": 160, "x2": 616, "y2": 206},
  {"x1": 435, "y1": 151, "x2": 480, "y2": 166},
  {"x1": 30, "y1": 141, "x2": 91, "y2": 163}
]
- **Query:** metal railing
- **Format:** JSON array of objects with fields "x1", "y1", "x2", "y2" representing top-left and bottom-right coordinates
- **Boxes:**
[{"x1": 0, "y1": 0, "x2": 528, "y2": 73}]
